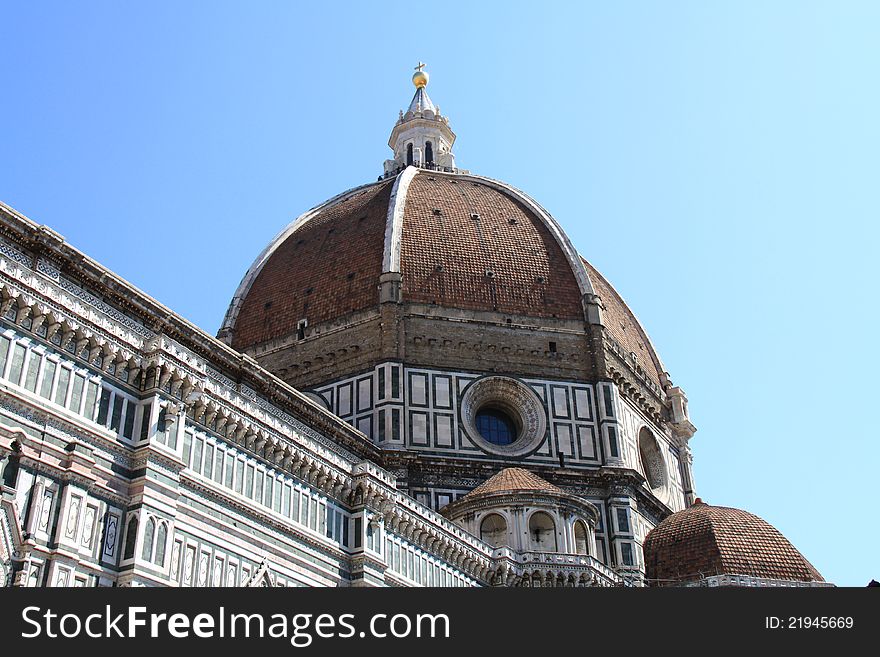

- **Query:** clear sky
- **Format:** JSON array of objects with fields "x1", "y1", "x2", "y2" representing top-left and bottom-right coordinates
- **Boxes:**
[{"x1": 1, "y1": 1, "x2": 877, "y2": 586}]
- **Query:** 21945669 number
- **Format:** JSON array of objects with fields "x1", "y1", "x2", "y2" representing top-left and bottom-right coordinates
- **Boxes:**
[{"x1": 765, "y1": 616, "x2": 854, "y2": 629}]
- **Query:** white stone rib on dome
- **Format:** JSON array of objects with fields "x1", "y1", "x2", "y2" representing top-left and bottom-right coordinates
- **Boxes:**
[{"x1": 382, "y1": 166, "x2": 418, "y2": 273}]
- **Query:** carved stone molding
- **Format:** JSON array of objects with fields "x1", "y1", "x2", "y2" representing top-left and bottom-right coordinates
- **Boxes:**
[{"x1": 460, "y1": 376, "x2": 548, "y2": 457}]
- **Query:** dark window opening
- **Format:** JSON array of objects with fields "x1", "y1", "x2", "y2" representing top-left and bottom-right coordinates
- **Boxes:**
[
  {"x1": 549, "y1": 341, "x2": 557, "y2": 353},
  {"x1": 475, "y1": 408, "x2": 517, "y2": 445},
  {"x1": 425, "y1": 141, "x2": 434, "y2": 164},
  {"x1": 406, "y1": 143, "x2": 414, "y2": 166}
]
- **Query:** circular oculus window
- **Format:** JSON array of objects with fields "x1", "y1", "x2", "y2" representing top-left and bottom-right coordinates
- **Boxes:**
[{"x1": 460, "y1": 376, "x2": 548, "y2": 457}]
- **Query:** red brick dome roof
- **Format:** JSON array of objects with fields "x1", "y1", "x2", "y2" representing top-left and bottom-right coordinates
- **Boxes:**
[
  {"x1": 219, "y1": 167, "x2": 666, "y2": 389},
  {"x1": 644, "y1": 500, "x2": 824, "y2": 585}
]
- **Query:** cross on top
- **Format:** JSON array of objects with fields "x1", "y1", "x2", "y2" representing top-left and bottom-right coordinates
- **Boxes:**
[{"x1": 415, "y1": 61, "x2": 426, "y2": 72}]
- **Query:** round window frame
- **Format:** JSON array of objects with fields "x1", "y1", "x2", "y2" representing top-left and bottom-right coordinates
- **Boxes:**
[{"x1": 460, "y1": 376, "x2": 548, "y2": 457}]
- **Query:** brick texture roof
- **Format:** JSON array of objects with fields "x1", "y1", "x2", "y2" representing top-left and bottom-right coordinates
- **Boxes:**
[
  {"x1": 231, "y1": 180, "x2": 394, "y2": 350},
  {"x1": 643, "y1": 500, "x2": 824, "y2": 584},
  {"x1": 229, "y1": 171, "x2": 666, "y2": 365},
  {"x1": 463, "y1": 467, "x2": 562, "y2": 500},
  {"x1": 400, "y1": 175, "x2": 584, "y2": 319},
  {"x1": 582, "y1": 258, "x2": 663, "y2": 386}
]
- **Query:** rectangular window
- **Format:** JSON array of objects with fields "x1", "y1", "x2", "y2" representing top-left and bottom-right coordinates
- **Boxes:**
[
  {"x1": 183, "y1": 431, "x2": 193, "y2": 465},
  {"x1": 310, "y1": 498, "x2": 318, "y2": 530},
  {"x1": 255, "y1": 470, "x2": 264, "y2": 503},
  {"x1": 378, "y1": 409, "x2": 385, "y2": 443},
  {"x1": 84, "y1": 381, "x2": 99, "y2": 420},
  {"x1": 603, "y1": 384, "x2": 615, "y2": 417},
  {"x1": 167, "y1": 421, "x2": 178, "y2": 450},
  {"x1": 139, "y1": 403, "x2": 152, "y2": 441},
  {"x1": 342, "y1": 514, "x2": 349, "y2": 546},
  {"x1": 378, "y1": 368, "x2": 385, "y2": 400},
  {"x1": 392, "y1": 408, "x2": 400, "y2": 442},
  {"x1": 214, "y1": 450, "x2": 224, "y2": 484},
  {"x1": 24, "y1": 351, "x2": 41, "y2": 392},
  {"x1": 69, "y1": 373, "x2": 85, "y2": 413},
  {"x1": 264, "y1": 474, "x2": 274, "y2": 506},
  {"x1": 0, "y1": 335, "x2": 10, "y2": 375},
  {"x1": 54, "y1": 366, "x2": 70, "y2": 406},
  {"x1": 302, "y1": 493, "x2": 310, "y2": 526},
  {"x1": 621, "y1": 542, "x2": 634, "y2": 566},
  {"x1": 122, "y1": 400, "x2": 136, "y2": 439},
  {"x1": 235, "y1": 459, "x2": 244, "y2": 494},
  {"x1": 391, "y1": 366, "x2": 399, "y2": 398},
  {"x1": 39, "y1": 360, "x2": 57, "y2": 400},
  {"x1": 273, "y1": 478, "x2": 282, "y2": 511},
  {"x1": 245, "y1": 464, "x2": 254, "y2": 498},
  {"x1": 353, "y1": 517, "x2": 362, "y2": 549},
  {"x1": 283, "y1": 484, "x2": 291, "y2": 517},
  {"x1": 109, "y1": 394, "x2": 123, "y2": 433},
  {"x1": 318, "y1": 502, "x2": 326, "y2": 534},
  {"x1": 192, "y1": 437, "x2": 204, "y2": 473},
  {"x1": 607, "y1": 426, "x2": 619, "y2": 459},
  {"x1": 291, "y1": 488, "x2": 300, "y2": 522},
  {"x1": 616, "y1": 508, "x2": 630, "y2": 533},
  {"x1": 9, "y1": 343, "x2": 27, "y2": 385},
  {"x1": 224, "y1": 454, "x2": 234, "y2": 489},
  {"x1": 203, "y1": 444, "x2": 214, "y2": 479},
  {"x1": 335, "y1": 510, "x2": 343, "y2": 540}
]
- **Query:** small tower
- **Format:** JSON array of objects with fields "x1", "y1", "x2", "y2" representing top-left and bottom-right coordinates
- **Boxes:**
[{"x1": 383, "y1": 63, "x2": 458, "y2": 177}]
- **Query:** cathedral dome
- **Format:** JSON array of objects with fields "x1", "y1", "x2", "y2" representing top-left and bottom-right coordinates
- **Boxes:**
[
  {"x1": 643, "y1": 500, "x2": 824, "y2": 585},
  {"x1": 218, "y1": 65, "x2": 671, "y2": 421},
  {"x1": 222, "y1": 169, "x2": 592, "y2": 344}
]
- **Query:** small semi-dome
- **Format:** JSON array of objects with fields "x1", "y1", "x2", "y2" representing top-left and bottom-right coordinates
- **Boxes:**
[
  {"x1": 459, "y1": 467, "x2": 563, "y2": 499},
  {"x1": 643, "y1": 499, "x2": 825, "y2": 586}
]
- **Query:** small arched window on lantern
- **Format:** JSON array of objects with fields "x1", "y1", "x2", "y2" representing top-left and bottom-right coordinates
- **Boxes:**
[
  {"x1": 425, "y1": 141, "x2": 434, "y2": 165},
  {"x1": 406, "y1": 143, "x2": 414, "y2": 166}
]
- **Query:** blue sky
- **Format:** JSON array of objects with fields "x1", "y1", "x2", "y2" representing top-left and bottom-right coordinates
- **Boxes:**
[{"x1": 1, "y1": 1, "x2": 877, "y2": 586}]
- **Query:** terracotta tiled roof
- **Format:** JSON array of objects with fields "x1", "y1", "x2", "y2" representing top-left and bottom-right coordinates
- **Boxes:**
[
  {"x1": 228, "y1": 171, "x2": 667, "y2": 368},
  {"x1": 462, "y1": 467, "x2": 562, "y2": 500},
  {"x1": 643, "y1": 500, "x2": 824, "y2": 584},
  {"x1": 582, "y1": 258, "x2": 663, "y2": 386},
  {"x1": 400, "y1": 174, "x2": 584, "y2": 319},
  {"x1": 231, "y1": 180, "x2": 394, "y2": 349}
]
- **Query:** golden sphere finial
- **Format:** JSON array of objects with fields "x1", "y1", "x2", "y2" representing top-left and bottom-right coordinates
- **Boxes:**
[{"x1": 412, "y1": 61, "x2": 429, "y2": 88}]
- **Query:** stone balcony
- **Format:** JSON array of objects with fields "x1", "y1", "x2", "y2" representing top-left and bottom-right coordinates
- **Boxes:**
[{"x1": 489, "y1": 547, "x2": 630, "y2": 587}]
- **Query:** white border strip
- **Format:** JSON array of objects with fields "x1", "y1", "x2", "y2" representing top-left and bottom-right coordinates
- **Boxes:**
[{"x1": 382, "y1": 166, "x2": 418, "y2": 273}]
